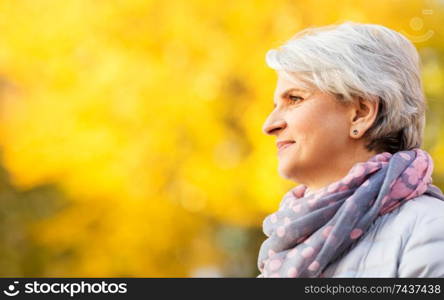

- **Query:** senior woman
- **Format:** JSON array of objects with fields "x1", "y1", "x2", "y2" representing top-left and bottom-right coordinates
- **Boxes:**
[{"x1": 257, "y1": 21, "x2": 444, "y2": 278}]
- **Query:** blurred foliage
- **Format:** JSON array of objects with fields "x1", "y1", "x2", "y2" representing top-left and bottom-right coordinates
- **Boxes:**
[{"x1": 0, "y1": 0, "x2": 443, "y2": 276}]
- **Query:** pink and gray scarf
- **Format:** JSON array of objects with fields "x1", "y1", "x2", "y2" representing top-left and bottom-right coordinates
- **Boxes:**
[{"x1": 257, "y1": 148, "x2": 444, "y2": 277}]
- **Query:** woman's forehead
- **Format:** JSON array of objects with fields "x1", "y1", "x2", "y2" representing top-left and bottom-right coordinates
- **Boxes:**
[{"x1": 276, "y1": 71, "x2": 312, "y2": 91}]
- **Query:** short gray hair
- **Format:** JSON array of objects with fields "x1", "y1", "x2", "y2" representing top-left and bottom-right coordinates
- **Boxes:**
[{"x1": 266, "y1": 21, "x2": 425, "y2": 154}]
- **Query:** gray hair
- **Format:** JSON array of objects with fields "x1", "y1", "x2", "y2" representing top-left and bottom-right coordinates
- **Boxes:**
[{"x1": 266, "y1": 21, "x2": 426, "y2": 154}]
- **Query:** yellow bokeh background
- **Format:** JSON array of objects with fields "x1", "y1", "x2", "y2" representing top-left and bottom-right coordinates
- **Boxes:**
[{"x1": 0, "y1": 0, "x2": 443, "y2": 276}]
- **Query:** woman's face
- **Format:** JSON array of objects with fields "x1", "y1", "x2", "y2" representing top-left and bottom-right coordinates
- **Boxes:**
[{"x1": 262, "y1": 72, "x2": 356, "y2": 187}]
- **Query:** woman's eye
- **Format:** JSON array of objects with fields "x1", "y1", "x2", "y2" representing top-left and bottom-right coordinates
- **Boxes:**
[{"x1": 288, "y1": 95, "x2": 304, "y2": 103}]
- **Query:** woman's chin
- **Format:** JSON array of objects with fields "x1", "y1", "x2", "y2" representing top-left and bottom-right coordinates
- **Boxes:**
[{"x1": 278, "y1": 162, "x2": 297, "y2": 180}]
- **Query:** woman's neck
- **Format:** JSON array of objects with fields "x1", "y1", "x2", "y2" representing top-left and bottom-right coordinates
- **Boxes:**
[{"x1": 304, "y1": 147, "x2": 379, "y2": 195}]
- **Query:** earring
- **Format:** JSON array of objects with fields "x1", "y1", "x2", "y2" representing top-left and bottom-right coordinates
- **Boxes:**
[{"x1": 352, "y1": 129, "x2": 359, "y2": 135}]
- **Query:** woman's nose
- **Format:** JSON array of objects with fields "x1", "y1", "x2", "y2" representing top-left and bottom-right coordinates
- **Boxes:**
[{"x1": 262, "y1": 114, "x2": 286, "y2": 136}]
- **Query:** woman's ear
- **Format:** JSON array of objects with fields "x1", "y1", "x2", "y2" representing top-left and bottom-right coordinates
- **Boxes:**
[{"x1": 349, "y1": 96, "x2": 379, "y2": 138}]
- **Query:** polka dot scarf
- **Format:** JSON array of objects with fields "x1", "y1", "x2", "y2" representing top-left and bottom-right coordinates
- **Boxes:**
[{"x1": 257, "y1": 148, "x2": 444, "y2": 278}]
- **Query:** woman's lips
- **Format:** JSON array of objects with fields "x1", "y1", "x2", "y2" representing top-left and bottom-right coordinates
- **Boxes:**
[{"x1": 277, "y1": 141, "x2": 295, "y2": 153}]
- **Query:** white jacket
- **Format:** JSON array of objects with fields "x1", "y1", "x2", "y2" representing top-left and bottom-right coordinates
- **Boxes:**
[{"x1": 322, "y1": 194, "x2": 444, "y2": 277}]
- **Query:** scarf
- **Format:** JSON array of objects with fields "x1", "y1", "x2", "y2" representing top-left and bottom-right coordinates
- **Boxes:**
[{"x1": 257, "y1": 148, "x2": 444, "y2": 278}]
